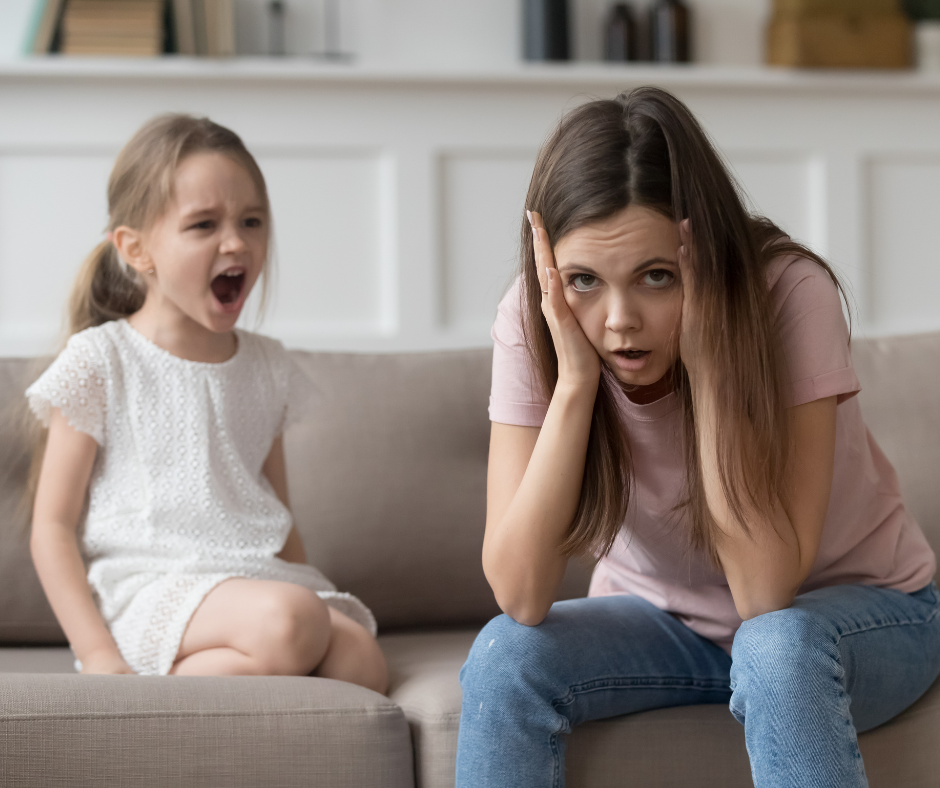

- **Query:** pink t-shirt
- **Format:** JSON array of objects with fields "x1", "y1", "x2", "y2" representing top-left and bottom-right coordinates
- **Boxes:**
[{"x1": 490, "y1": 256, "x2": 937, "y2": 651}]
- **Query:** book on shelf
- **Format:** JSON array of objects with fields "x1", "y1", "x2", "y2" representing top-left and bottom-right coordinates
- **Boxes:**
[
  {"x1": 27, "y1": 0, "x2": 235, "y2": 57},
  {"x1": 61, "y1": 0, "x2": 165, "y2": 56}
]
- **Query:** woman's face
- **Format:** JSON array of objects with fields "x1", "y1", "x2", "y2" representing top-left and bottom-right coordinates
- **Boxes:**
[{"x1": 553, "y1": 204, "x2": 682, "y2": 396}]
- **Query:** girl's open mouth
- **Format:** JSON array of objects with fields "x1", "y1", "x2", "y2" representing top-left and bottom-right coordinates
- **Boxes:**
[{"x1": 210, "y1": 270, "x2": 245, "y2": 307}]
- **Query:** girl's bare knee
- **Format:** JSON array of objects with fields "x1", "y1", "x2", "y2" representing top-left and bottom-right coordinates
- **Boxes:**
[
  {"x1": 318, "y1": 619, "x2": 388, "y2": 693},
  {"x1": 358, "y1": 640, "x2": 388, "y2": 694},
  {"x1": 251, "y1": 584, "x2": 331, "y2": 675}
]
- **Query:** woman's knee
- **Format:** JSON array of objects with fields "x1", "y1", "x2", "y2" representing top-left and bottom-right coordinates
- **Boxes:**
[
  {"x1": 460, "y1": 612, "x2": 566, "y2": 699},
  {"x1": 250, "y1": 584, "x2": 331, "y2": 675},
  {"x1": 730, "y1": 606, "x2": 839, "y2": 718}
]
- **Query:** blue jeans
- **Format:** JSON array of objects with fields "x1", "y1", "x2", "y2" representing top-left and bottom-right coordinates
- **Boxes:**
[{"x1": 456, "y1": 583, "x2": 940, "y2": 787}]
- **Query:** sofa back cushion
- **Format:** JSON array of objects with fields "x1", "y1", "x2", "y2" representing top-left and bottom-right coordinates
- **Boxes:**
[
  {"x1": 0, "y1": 358, "x2": 63, "y2": 643},
  {"x1": 851, "y1": 333, "x2": 940, "y2": 557},
  {"x1": 0, "y1": 333, "x2": 937, "y2": 643},
  {"x1": 284, "y1": 349, "x2": 591, "y2": 631}
]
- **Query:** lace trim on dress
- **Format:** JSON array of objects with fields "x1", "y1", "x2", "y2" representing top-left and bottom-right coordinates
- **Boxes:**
[{"x1": 26, "y1": 336, "x2": 108, "y2": 444}]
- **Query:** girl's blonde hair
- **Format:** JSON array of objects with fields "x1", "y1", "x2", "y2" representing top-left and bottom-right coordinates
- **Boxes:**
[
  {"x1": 70, "y1": 113, "x2": 272, "y2": 335},
  {"x1": 25, "y1": 114, "x2": 271, "y2": 512}
]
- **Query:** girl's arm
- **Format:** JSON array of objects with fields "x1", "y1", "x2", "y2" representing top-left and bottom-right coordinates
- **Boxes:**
[
  {"x1": 263, "y1": 435, "x2": 307, "y2": 564},
  {"x1": 30, "y1": 409, "x2": 133, "y2": 674},
  {"x1": 482, "y1": 213, "x2": 600, "y2": 626},
  {"x1": 678, "y1": 223, "x2": 836, "y2": 619}
]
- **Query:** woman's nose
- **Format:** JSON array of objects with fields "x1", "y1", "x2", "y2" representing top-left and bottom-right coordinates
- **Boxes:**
[{"x1": 605, "y1": 295, "x2": 640, "y2": 334}]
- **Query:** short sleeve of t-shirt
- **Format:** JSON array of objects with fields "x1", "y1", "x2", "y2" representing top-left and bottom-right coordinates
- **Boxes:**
[
  {"x1": 26, "y1": 330, "x2": 109, "y2": 445},
  {"x1": 489, "y1": 278, "x2": 550, "y2": 427},
  {"x1": 769, "y1": 256, "x2": 860, "y2": 407}
]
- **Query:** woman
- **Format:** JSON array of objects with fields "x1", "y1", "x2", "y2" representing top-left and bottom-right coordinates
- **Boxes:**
[{"x1": 456, "y1": 87, "x2": 940, "y2": 787}]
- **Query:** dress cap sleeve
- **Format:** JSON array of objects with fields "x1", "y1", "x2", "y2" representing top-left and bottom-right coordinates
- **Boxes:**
[
  {"x1": 282, "y1": 354, "x2": 319, "y2": 433},
  {"x1": 26, "y1": 329, "x2": 108, "y2": 444}
]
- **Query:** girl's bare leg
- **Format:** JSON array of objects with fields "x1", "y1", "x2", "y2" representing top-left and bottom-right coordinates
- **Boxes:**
[
  {"x1": 314, "y1": 608, "x2": 388, "y2": 694},
  {"x1": 170, "y1": 578, "x2": 331, "y2": 676}
]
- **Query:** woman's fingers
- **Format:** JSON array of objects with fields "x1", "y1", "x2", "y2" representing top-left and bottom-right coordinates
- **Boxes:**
[{"x1": 527, "y1": 210, "x2": 556, "y2": 294}]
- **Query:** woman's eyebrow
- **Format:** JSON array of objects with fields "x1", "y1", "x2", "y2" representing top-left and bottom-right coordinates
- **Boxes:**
[
  {"x1": 633, "y1": 257, "x2": 677, "y2": 273},
  {"x1": 556, "y1": 257, "x2": 677, "y2": 275},
  {"x1": 555, "y1": 262, "x2": 600, "y2": 276}
]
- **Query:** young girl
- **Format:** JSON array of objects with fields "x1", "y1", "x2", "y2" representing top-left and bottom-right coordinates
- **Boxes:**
[
  {"x1": 27, "y1": 114, "x2": 386, "y2": 690},
  {"x1": 457, "y1": 88, "x2": 940, "y2": 786}
]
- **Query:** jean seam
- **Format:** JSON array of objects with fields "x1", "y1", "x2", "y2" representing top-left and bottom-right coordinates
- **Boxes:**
[
  {"x1": 829, "y1": 603, "x2": 940, "y2": 646},
  {"x1": 551, "y1": 675, "x2": 731, "y2": 713}
]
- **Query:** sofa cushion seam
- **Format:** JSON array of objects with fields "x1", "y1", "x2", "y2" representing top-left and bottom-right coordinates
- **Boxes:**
[{"x1": 0, "y1": 707, "x2": 406, "y2": 722}]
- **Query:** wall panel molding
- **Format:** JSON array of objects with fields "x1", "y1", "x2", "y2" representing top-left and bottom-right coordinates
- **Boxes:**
[{"x1": 2, "y1": 70, "x2": 940, "y2": 355}]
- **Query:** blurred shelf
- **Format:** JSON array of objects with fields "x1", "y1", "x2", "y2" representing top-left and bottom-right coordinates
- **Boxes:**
[{"x1": 4, "y1": 56, "x2": 940, "y2": 93}]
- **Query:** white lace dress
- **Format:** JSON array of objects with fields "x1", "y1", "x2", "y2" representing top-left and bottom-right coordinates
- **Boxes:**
[{"x1": 27, "y1": 320, "x2": 375, "y2": 676}]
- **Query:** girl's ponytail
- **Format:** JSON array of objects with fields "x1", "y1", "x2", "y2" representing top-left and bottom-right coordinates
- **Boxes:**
[{"x1": 68, "y1": 240, "x2": 145, "y2": 336}]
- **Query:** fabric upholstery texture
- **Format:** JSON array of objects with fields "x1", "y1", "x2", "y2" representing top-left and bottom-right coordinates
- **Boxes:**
[
  {"x1": 0, "y1": 672, "x2": 413, "y2": 788},
  {"x1": 0, "y1": 357, "x2": 60, "y2": 644},
  {"x1": 851, "y1": 332, "x2": 940, "y2": 556},
  {"x1": 283, "y1": 349, "x2": 592, "y2": 631},
  {"x1": 1, "y1": 333, "x2": 939, "y2": 787}
]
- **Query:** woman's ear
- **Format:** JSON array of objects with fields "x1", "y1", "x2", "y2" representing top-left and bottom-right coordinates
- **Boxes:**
[{"x1": 111, "y1": 226, "x2": 151, "y2": 275}]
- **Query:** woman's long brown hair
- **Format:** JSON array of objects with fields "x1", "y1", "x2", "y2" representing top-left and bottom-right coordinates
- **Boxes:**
[{"x1": 521, "y1": 87, "x2": 847, "y2": 564}]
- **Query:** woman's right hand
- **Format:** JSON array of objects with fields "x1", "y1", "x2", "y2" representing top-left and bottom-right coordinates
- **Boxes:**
[
  {"x1": 528, "y1": 211, "x2": 602, "y2": 390},
  {"x1": 80, "y1": 648, "x2": 135, "y2": 675}
]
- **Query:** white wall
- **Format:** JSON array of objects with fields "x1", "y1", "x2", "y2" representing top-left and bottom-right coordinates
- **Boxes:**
[{"x1": 1, "y1": 62, "x2": 939, "y2": 358}]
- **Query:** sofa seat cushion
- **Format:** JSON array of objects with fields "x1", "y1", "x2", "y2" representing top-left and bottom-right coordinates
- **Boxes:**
[
  {"x1": 0, "y1": 651, "x2": 413, "y2": 788},
  {"x1": 381, "y1": 628, "x2": 940, "y2": 788}
]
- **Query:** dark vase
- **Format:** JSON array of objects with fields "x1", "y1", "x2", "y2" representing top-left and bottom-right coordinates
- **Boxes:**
[
  {"x1": 523, "y1": 0, "x2": 570, "y2": 61},
  {"x1": 605, "y1": 4, "x2": 637, "y2": 62},
  {"x1": 649, "y1": 0, "x2": 690, "y2": 63}
]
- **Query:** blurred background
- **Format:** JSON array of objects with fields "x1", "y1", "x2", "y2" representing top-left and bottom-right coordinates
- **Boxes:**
[{"x1": 1, "y1": 0, "x2": 939, "y2": 356}]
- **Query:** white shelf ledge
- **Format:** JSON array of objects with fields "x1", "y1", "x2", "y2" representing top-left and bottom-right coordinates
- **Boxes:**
[{"x1": 3, "y1": 56, "x2": 940, "y2": 93}]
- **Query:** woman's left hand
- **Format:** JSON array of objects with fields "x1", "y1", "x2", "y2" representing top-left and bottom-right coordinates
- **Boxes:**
[{"x1": 677, "y1": 219, "x2": 705, "y2": 381}]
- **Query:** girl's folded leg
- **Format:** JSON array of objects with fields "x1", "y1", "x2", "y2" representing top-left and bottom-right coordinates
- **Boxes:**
[
  {"x1": 171, "y1": 578, "x2": 331, "y2": 676},
  {"x1": 730, "y1": 582, "x2": 940, "y2": 788},
  {"x1": 313, "y1": 607, "x2": 388, "y2": 694},
  {"x1": 456, "y1": 594, "x2": 733, "y2": 788}
]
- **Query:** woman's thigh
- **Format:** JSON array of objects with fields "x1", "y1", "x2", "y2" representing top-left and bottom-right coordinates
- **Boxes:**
[
  {"x1": 461, "y1": 593, "x2": 733, "y2": 727},
  {"x1": 801, "y1": 582, "x2": 939, "y2": 732}
]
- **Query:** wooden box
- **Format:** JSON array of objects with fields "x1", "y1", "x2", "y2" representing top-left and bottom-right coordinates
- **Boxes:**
[{"x1": 767, "y1": 0, "x2": 913, "y2": 68}]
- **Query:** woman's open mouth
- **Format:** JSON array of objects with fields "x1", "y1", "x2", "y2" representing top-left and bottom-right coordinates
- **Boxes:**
[
  {"x1": 612, "y1": 349, "x2": 651, "y2": 372},
  {"x1": 210, "y1": 269, "x2": 246, "y2": 309}
]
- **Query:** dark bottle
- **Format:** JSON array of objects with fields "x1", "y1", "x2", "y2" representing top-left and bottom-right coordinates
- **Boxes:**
[
  {"x1": 523, "y1": 0, "x2": 570, "y2": 61},
  {"x1": 268, "y1": 1, "x2": 286, "y2": 57},
  {"x1": 649, "y1": 0, "x2": 690, "y2": 63},
  {"x1": 604, "y1": 4, "x2": 637, "y2": 62}
]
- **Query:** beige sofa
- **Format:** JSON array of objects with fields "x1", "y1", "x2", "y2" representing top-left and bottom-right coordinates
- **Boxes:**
[{"x1": 1, "y1": 333, "x2": 938, "y2": 787}]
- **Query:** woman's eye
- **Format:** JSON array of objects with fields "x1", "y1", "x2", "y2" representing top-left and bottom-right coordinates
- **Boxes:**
[
  {"x1": 570, "y1": 274, "x2": 599, "y2": 292},
  {"x1": 190, "y1": 220, "x2": 214, "y2": 231},
  {"x1": 244, "y1": 217, "x2": 263, "y2": 228},
  {"x1": 643, "y1": 269, "x2": 674, "y2": 288}
]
